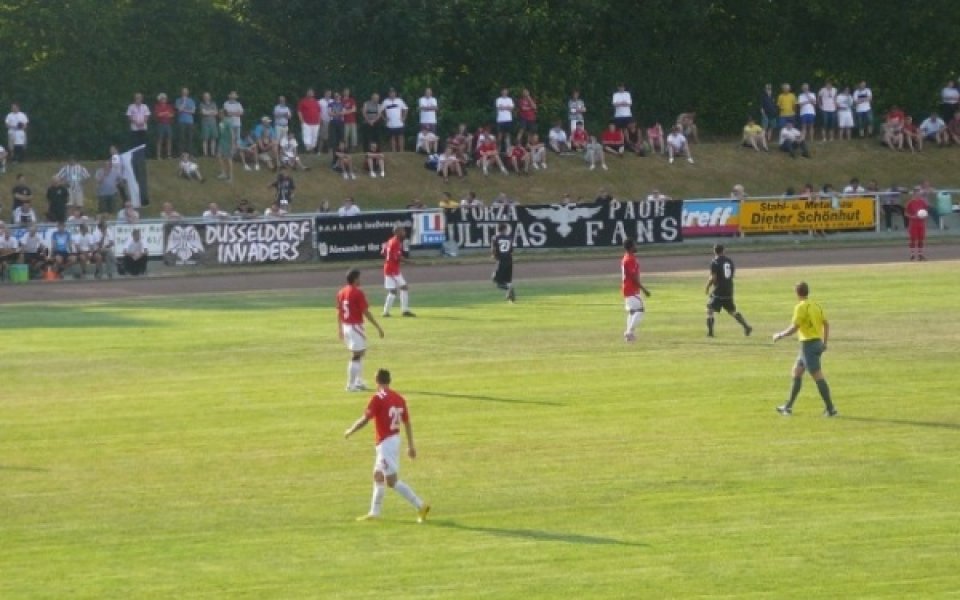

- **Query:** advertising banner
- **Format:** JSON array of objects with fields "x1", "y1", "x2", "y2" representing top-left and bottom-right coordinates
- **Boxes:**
[
  {"x1": 163, "y1": 219, "x2": 315, "y2": 265},
  {"x1": 411, "y1": 210, "x2": 446, "y2": 247},
  {"x1": 443, "y1": 199, "x2": 682, "y2": 248},
  {"x1": 681, "y1": 199, "x2": 740, "y2": 237},
  {"x1": 315, "y1": 212, "x2": 413, "y2": 261},
  {"x1": 739, "y1": 196, "x2": 876, "y2": 233}
]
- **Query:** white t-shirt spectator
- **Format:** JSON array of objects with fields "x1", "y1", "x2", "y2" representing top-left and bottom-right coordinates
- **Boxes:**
[
  {"x1": 280, "y1": 136, "x2": 298, "y2": 159},
  {"x1": 612, "y1": 91, "x2": 633, "y2": 118},
  {"x1": 126, "y1": 103, "x2": 150, "y2": 131},
  {"x1": 817, "y1": 86, "x2": 837, "y2": 111},
  {"x1": 5, "y1": 111, "x2": 28, "y2": 135},
  {"x1": 941, "y1": 86, "x2": 959, "y2": 105},
  {"x1": 91, "y1": 228, "x2": 114, "y2": 250},
  {"x1": 338, "y1": 203, "x2": 361, "y2": 217},
  {"x1": 418, "y1": 96, "x2": 438, "y2": 126},
  {"x1": 202, "y1": 209, "x2": 229, "y2": 221},
  {"x1": 853, "y1": 88, "x2": 872, "y2": 113},
  {"x1": 223, "y1": 99, "x2": 243, "y2": 127},
  {"x1": 12, "y1": 206, "x2": 36, "y2": 224},
  {"x1": 415, "y1": 130, "x2": 438, "y2": 152},
  {"x1": 779, "y1": 127, "x2": 802, "y2": 144},
  {"x1": 843, "y1": 184, "x2": 866, "y2": 194},
  {"x1": 124, "y1": 237, "x2": 147, "y2": 257},
  {"x1": 919, "y1": 116, "x2": 946, "y2": 136},
  {"x1": 74, "y1": 232, "x2": 95, "y2": 252},
  {"x1": 798, "y1": 92, "x2": 817, "y2": 116},
  {"x1": 0, "y1": 235, "x2": 20, "y2": 251},
  {"x1": 381, "y1": 98, "x2": 407, "y2": 128},
  {"x1": 667, "y1": 132, "x2": 688, "y2": 150},
  {"x1": 549, "y1": 127, "x2": 568, "y2": 146},
  {"x1": 495, "y1": 96, "x2": 514, "y2": 123}
]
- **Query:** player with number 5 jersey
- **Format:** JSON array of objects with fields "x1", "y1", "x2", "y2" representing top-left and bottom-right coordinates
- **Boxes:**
[
  {"x1": 621, "y1": 238, "x2": 651, "y2": 342},
  {"x1": 337, "y1": 268, "x2": 384, "y2": 392},
  {"x1": 344, "y1": 369, "x2": 430, "y2": 523}
]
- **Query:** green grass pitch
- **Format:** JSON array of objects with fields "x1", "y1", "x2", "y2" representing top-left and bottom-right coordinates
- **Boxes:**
[{"x1": 2, "y1": 261, "x2": 959, "y2": 599}]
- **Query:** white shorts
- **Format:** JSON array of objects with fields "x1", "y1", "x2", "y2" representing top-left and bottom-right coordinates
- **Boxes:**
[
  {"x1": 374, "y1": 434, "x2": 401, "y2": 476},
  {"x1": 384, "y1": 273, "x2": 407, "y2": 290},
  {"x1": 342, "y1": 323, "x2": 367, "y2": 352},
  {"x1": 624, "y1": 295, "x2": 645, "y2": 312},
  {"x1": 302, "y1": 124, "x2": 319, "y2": 149}
]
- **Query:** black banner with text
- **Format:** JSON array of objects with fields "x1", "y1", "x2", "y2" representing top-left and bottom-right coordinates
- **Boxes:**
[
  {"x1": 163, "y1": 219, "x2": 315, "y2": 265},
  {"x1": 315, "y1": 213, "x2": 414, "y2": 261}
]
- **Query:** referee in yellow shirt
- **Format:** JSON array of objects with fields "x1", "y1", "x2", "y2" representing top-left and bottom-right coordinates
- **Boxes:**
[{"x1": 772, "y1": 282, "x2": 837, "y2": 417}]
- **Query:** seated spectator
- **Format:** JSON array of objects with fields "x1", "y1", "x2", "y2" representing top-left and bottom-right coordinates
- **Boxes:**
[
  {"x1": 316, "y1": 200, "x2": 331, "y2": 213},
  {"x1": 437, "y1": 146, "x2": 463, "y2": 182},
  {"x1": 666, "y1": 125, "x2": 694, "y2": 164},
  {"x1": 438, "y1": 192, "x2": 459, "y2": 209},
  {"x1": 236, "y1": 131, "x2": 258, "y2": 171},
  {"x1": 233, "y1": 198, "x2": 257, "y2": 219},
  {"x1": 11, "y1": 198, "x2": 37, "y2": 225},
  {"x1": 843, "y1": 178, "x2": 865, "y2": 195},
  {"x1": 122, "y1": 228, "x2": 149, "y2": 276},
  {"x1": 334, "y1": 141, "x2": 356, "y2": 180},
  {"x1": 255, "y1": 129, "x2": 276, "y2": 171},
  {"x1": 646, "y1": 188, "x2": 672, "y2": 203},
  {"x1": 460, "y1": 191, "x2": 483, "y2": 208},
  {"x1": 117, "y1": 200, "x2": 140, "y2": 224},
  {"x1": 161, "y1": 201, "x2": 183, "y2": 221},
  {"x1": 337, "y1": 197, "x2": 361, "y2": 216},
  {"x1": 48, "y1": 221, "x2": 76, "y2": 276},
  {"x1": 91, "y1": 220, "x2": 115, "y2": 279},
  {"x1": 178, "y1": 153, "x2": 204, "y2": 181},
  {"x1": 947, "y1": 112, "x2": 960, "y2": 145},
  {"x1": 919, "y1": 112, "x2": 948, "y2": 146},
  {"x1": 880, "y1": 184, "x2": 907, "y2": 231},
  {"x1": 882, "y1": 109, "x2": 905, "y2": 151},
  {"x1": 742, "y1": 116, "x2": 769, "y2": 151},
  {"x1": 202, "y1": 202, "x2": 229, "y2": 221},
  {"x1": 366, "y1": 142, "x2": 387, "y2": 178},
  {"x1": 490, "y1": 192, "x2": 516, "y2": 206},
  {"x1": 570, "y1": 122, "x2": 588, "y2": 152},
  {"x1": 731, "y1": 184, "x2": 746, "y2": 201},
  {"x1": 528, "y1": 133, "x2": 547, "y2": 170},
  {"x1": 278, "y1": 131, "x2": 309, "y2": 170},
  {"x1": 66, "y1": 206, "x2": 89, "y2": 226},
  {"x1": 406, "y1": 198, "x2": 426, "y2": 210},
  {"x1": 646, "y1": 122, "x2": 665, "y2": 154},
  {"x1": 778, "y1": 121, "x2": 810, "y2": 158},
  {"x1": 548, "y1": 121, "x2": 570, "y2": 153},
  {"x1": 508, "y1": 142, "x2": 531, "y2": 175},
  {"x1": 18, "y1": 225, "x2": 47, "y2": 279},
  {"x1": 264, "y1": 201, "x2": 288, "y2": 218},
  {"x1": 903, "y1": 116, "x2": 922, "y2": 152},
  {"x1": 453, "y1": 123, "x2": 474, "y2": 158},
  {"x1": 583, "y1": 135, "x2": 607, "y2": 171},
  {"x1": 415, "y1": 127, "x2": 439, "y2": 154},
  {"x1": 73, "y1": 223, "x2": 96, "y2": 279},
  {"x1": 601, "y1": 122, "x2": 626, "y2": 156},
  {"x1": 476, "y1": 136, "x2": 508, "y2": 175},
  {"x1": 0, "y1": 226, "x2": 21, "y2": 280},
  {"x1": 268, "y1": 168, "x2": 295, "y2": 207},
  {"x1": 676, "y1": 112, "x2": 699, "y2": 143},
  {"x1": 624, "y1": 121, "x2": 645, "y2": 156}
]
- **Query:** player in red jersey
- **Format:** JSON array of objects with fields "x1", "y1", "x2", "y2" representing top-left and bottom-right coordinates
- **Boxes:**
[
  {"x1": 621, "y1": 238, "x2": 651, "y2": 342},
  {"x1": 905, "y1": 186, "x2": 930, "y2": 261},
  {"x1": 382, "y1": 226, "x2": 415, "y2": 317},
  {"x1": 337, "y1": 268, "x2": 384, "y2": 391},
  {"x1": 344, "y1": 368, "x2": 430, "y2": 523}
]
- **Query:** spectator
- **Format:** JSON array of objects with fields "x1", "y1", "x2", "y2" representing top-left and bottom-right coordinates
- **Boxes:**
[
  {"x1": 57, "y1": 157, "x2": 91, "y2": 208},
  {"x1": 548, "y1": 121, "x2": 570, "y2": 153},
  {"x1": 853, "y1": 80, "x2": 874, "y2": 138},
  {"x1": 415, "y1": 127, "x2": 439, "y2": 154},
  {"x1": 437, "y1": 192, "x2": 458, "y2": 209},
  {"x1": 0, "y1": 144, "x2": 6, "y2": 174},
  {"x1": 175, "y1": 87, "x2": 196, "y2": 155},
  {"x1": 19, "y1": 225, "x2": 47, "y2": 279},
  {"x1": 334, "y1": 141, "x2": 356, "y2": 180},
  {"x1": 647, "y1": 122, "x2": 665, "y2": 154},
  {"x1": 268, "y1": 168, "x2": 295, "y2": 207},
  {"x1": 233, "y1": 198, "x2": 257, "y2": 219},
  {"x1": 263, "y1": 201, "x2": 288, "y2": 218},
  {"x1": 528, "y1": 133, "x2": 547, "y2": 170},
  {"x1": 365, "y1": 142, "x2": 387, "y2": 178},
  {"x1": 4, "y1": 103, "x2": 28, "y2": 162},
  {"x1": 48, "y1": 221, "x2": 76, "y2": 276},
  {"x1": 568, "y1": 89, "x2": 586, "y2": 135},
  {"x1": 279, "y1": 131, "x2": 308, "y2": 171},
  {"x1": 601, "y1": 122, "x2": 625, "y2": 156},
  {"x1": 595, "y1": 188, "x2": 614, "y2": 204},
  {"x1": 947, "y1": 112, "x2": 960, "y2": 145},
  {"x1": 903, "y1": 116, "x2": 922, "y2": 152},
  {"x1": 450, "y1": 123, "x2": 473, "y2": 160},
  {"x1": 817, "y1": 79, "x2": 838, "y2": 142},
  {"x1": 796, "y1": 84, "x2": 817, "y2": 141},
  {"x1": 10, "y1": 123, "x2": 26, "y2": 164},
  {"x1": 381, "y1": 88, "x2": 408, "y2": 152},
  {"x1": 666, "y1": 125, "x2": 694, "y2": 164},
  {"x1": 273, "y1": 94, "x2": 293, "y2": 142},
  {"x1": 842, "y1": 178, "x2": 865, "y2": 194},
  {"x1": 12, "y1": 173, "x2": 33, "y2": 212},
  {"x1": 199, "y1": 92, "x2": 219, "y2": 157},
  {"x1": 508, "y1": 141, "x2": 531, "y2": 175},
  {"x1": 517, "y1": 88, "x2": 538, "y2": 145},
  {"x1": 0, "y1": 225, "x2": 21, "y2": 280},
  {"x1": 91, "y1": 220, "x2": 115, "y2": 279},
  {"x1": 777, "y1": 83, "x2": 796, "y2": 129},
  {"x1": 338, "y1": 197, "x2": 361, "y2": 216},
  {"x1": 361, "y1": 92, "x2": 382, "y2": 150},
  {"x1": 570, "y1": 122, "x2": 588, "y2": 152},
  {"x1": 223, "y1": 91, "x2": 244, "y2": 146},
  {"x1": 45, "y1": 176, "x2": 68, "y2": 223},
  {"x1": 254, "y1": 121, "x2": 277, "y2": 171},
  {"x1": 611, "y1": 83, "x2": 633, "y2": 133},
  {"x1": 836, "y1": 86, "x2": 854, "y2": 140},
  {"x1": 624, "y1": 121, "x2": 646, "y2": 156},
  {"x1": 418, "y1": 87, "x2": 438, "y2": 134},
  {"x1": 216, "y1": 111, "x2": 235, "y2": 181},
  {"x1": 11, "y1": 198, "x2": 36, "y2": 225},
  {"x1": 881, "y1": 184, "x2": 906, "y2": 231},
  {"x1": 647, "y1": 188, "x2": 672, "y2": 203},
  {"x1": 437, "y1": 146, "x2": 463, "y2": 183},
  {"x1": 731, "y1": 184, "x2": 746, "y2": 202},
  {"x1": 117, "y1": 200, "x2": 141, "y2": 224},
  {"x1": 779, "y1": 121, "x2": 810, "y2": 158},
  {"x1": 297, "y1": 88, "x2": 321, "y2": 153},
  {"x1": 583, "y1": 135, "x2": 607, "y2": 171},
  {"x1": 327, "y1": 92, "x2": 345, "y2": 162},
  {"x1": 476, "y1": 135, "x2": 508, "y2": 175},
  {"x1": 316, "y1": 200, "x2": 332, "y2": 213},
  {"x1": 318, "y1": 89, "x2": 332, "y2": 152},
  {"x1": 459, "y1": 192, "x2": 482, "y2": 208},
  {"x1": 919, "y1": 112, "x2": 948, "y2": 146},
  {"x1": 122, "y1": 228, "x2": 149, "y2": 276},
  {"x1": 235, "y1": 130, "x2": 259, "y2": 172},
  {"x1": 126, "y1": 92, "x2": 150, "y2": 149},
  {"x1": 161, "y1": 201, "x2": 183, "y2": 221},
  {"x1": 495, "y1": 87, "x2": 515, "y2": 150},
  {"x1": 177, "y1": 153, "x2": 204, "y2": 181},
  {"x1": 66, "y1": 206, "x2": 88, "y2": 226},
  {"x1": 882, "y1": 108, "x2": 905, "y2": 151},
  {"x1": 342, "y1": 88, "x2": 358, "y2": 151},
  {"x1": 73, "y1": 223, "x2": 96, "y2": 278},
  {"x1": 940, "y1": 80, "x2": 959, "y2": 123},
  {"x1": 742, "y1": 116, "x2": 769, "y2": 151},
  {"x1": 202, "y1": 202, "x2": 228, "y2": 221},
  {"x1": 760, "y1": 83, "x2": 778, "y2": 142},
  {"x1": 676, "y1": 112, "x2": 699, "y2": 143}
]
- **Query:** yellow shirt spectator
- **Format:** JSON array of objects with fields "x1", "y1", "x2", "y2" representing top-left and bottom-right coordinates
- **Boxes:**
[
  {"x1": 743, "y1": 122, "x2": 763, "y2": 140},
  {"x1": 778, "y1": 92, "x2": 797, "y2": 117},
  {"x1": 791, "y1": 299, "x2": 827, "y2": 341}
]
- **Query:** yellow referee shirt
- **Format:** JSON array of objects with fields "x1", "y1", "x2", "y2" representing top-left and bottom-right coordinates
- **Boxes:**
[{"x1": 791, "y1": 299, "x2": 827, "y2": 341}]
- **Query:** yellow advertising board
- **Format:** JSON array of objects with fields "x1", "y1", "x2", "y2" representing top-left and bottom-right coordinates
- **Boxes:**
[{"x1": 739, "y1": 197, "x2": 876, "y2": 233}]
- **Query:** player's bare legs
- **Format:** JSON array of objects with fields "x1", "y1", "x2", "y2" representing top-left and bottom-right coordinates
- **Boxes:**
[
  {"x1": 347, "y1": 349, "x2": 367, "y2": 391},
  {"x1": 383, "y1": 287, "x2": 397, "y2": 316},
  {"x1": 624, "y1": 307, "x2": 643, "y2": 342},
  {"x1": 399, "y1": 284, "x2": 414, "y2": 316}
]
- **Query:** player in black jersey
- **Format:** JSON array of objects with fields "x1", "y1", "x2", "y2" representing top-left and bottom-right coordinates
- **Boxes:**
[
  {"x1": 491, "y1": 223, "x2": 516, "y2": 302},
  {"x1": 705, "y1": 244, "x2": 752, "y2": 337}
]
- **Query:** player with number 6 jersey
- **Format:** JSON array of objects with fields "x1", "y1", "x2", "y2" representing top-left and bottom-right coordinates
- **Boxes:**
[
  {"x1": 705, "y1": 244, "x2": 753, "y2": 337},
  {"x1": 344, "y1": 369, "x2": 430, "y2": 523},
  {"x1": 491, "y1": 223, "x2": 516, "y2": 302},
  {"x1": 337, "y1": 268, "x2": 384, "y2": 392},
  {"x1": 621, "y1": 238, "x2": 651, "y2": 342}
]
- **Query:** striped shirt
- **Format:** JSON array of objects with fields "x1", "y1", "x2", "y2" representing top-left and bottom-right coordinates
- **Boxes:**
[{"x1": 56, "y1": 164, "x2": 91, "y2": 191}]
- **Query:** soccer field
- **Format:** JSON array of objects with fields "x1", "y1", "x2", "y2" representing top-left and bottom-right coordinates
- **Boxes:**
[{"x1": 3, "y1": 261, "x2": 959, "y2": 599}]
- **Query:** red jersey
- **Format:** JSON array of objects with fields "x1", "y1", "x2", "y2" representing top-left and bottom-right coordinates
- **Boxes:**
[
  {"x1": 571, "y1": 128, "x2": 588, "y2": 145},
  {"x1": 154, "y1": 102, "x2": 174, "y2": 125},
  {"x1": 298, "y1": 97, "x2": 320, "y2": 124},
  {"x1": 342, "y1": 97, "x2": 357, "y2": 124},
  {"x1": 336, "y1": 284, "x2": 369, "y2": 325},
  {"x1": 905, "y1": 196, "x2": 929, "y2": 225},
  {"x1": 479, "y1": 139, "x2": 497, "y2": 155},
  {"x1": 601, "y1": 129, "x2": 624, "y2": 145},
  {"x1": 621, "y1": 252, "x2": 640, "y2": 297},
  {"x1": 382, "y1": 236, "x2": 403, "y2": 276},
  {"x1": 364, "y1": 388, "x2": 410, "y2": 444},
  {"x1": 510, "y1": 145, "x2": 527, "y2": 160},
  {"x1": 518, "y1": 97, "x2": 537, "y2": 121}
]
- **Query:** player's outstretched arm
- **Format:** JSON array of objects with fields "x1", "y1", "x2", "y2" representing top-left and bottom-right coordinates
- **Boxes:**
[
  {"x1": 344, "y1": 415, "x2": 370, "y2": 439},
  {"x1": 403, "y1": 421, "x2": 417, "y2": 459},
  {"x1": 773, "y1": 324, "x2": 798, "y2": 342},
  {"x1": 364, "y1": 310, "x2": 385, "y2": 338}
]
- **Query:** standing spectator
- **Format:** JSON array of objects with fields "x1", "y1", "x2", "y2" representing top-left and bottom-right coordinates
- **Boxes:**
[
  {"x1": 797, "y1": 83, "x2": 817, "y2": 142},
  {"x1": 263, "y1": 201, "x2": 287, "y2": 218},
  {"x1": 779, "y1": 121, "x2": 810, "y2": 158},
  {"x1": 10, "y1": 123, "x2": 26, "y2": 164},
  {"x1": 381, "y1": 89, "x2": 408, "y2": 152},
  {"x1": 666, "y1": 125, "x2": 694, "y2": 164},
  {"x1": 817, "y1": 80, "x2": 838, "y2": 142},
  {"x1": 318, "y1": 89, "x2": 333, "y2": 152},
  {"x1": 153, "y1": 92, "x2": 176, "y2": 158},
  {"x1": 583, "y1": 135, "x2": 607, "y2": 171},
  {"x1": 117, "y1": 200, "x2": 140, "y2": 224},
  {"x1": 216, "y1": 111, "x2": 235, "y2": 181},
  {"x1": 268, "y1": 168, "x2": 295, "y2": 208},
  {"x1": 495, "y1": 88, "x2": 515, "y2": 150},
  {"x1": 842, "y1": 178, "x2": 865, "y2": 195},
  {"x1": 418, "y1": 87, "x2": 438, "y2": 133},
  {"x1": 516, "y1": 88, "x2": 538, "y2": 145},
  {"x1": 611, "y1": 83, "x2": 633, "y2": 134},
  {"x1": 853, "y1": 81, "x2": 874, "y2": 138},
  {"x1": 365, "y1": 142, "x2": 386, "y2": 178},
  {"x1": 528, "y1": 133, "x2": 547, "y2": 170},
  {"x1": 548, "y1": 121, "x2": 570, "y2": 153},
  {"x1": 836, "y1": 86, "x2": 854, "y2": 140},
  {"x1": 361, "y1": 92, "x2": 382, "y2": 150},
  {"x1": 4, "y1": 103, "x2": 29, "y2": 162},
  {"x1": 126, "y1": 93, "x2": 150, "y2": 149},
  {"x1": 342, "y1": 88, "x2": 358, "y2": 151},
  {"x1": 334, "y1": 141, "x2": 357, "y2": 180},
  {"x1": 273, "y1": 95, "x2": 292, "y2": 142},
  {"x1": 56, "y1": 157, "x2": 91, "y2": 208},
  {"x1": 776, "y1": 84, "x2": 796, "y2": 129},
  {"x1": 122, "y1": 228, "x2": 149, "y2": 276},
  {"x1": 199, "y1": 92, "x2": 219, "y2": 157},
  {"x1": 568, "y1": 89, "x2": 586, "y2": 135},
  {"x1": 327, "y1": 92, "x2": 345, "y2": 164},
  {"x1": 940, "y1": 80, "x2": 959, "y2": 123},
  {"x1": 742, "y1": 116, "x2": 769, "y2": 151},
  {"x1": 11, "y1": 198, "x2": 37, "y2": 225},
  {"x1": 880, "y1": 185, "x2": 906, "y2": 231},
  {"x1": 175, "y1": 87, "x2": 196, "y2": 155},
  {"x1": 297, "y1": 88, "x2": 321, "y2": 154},
  {"x1": 94, "y1": 161, "x2": 120, "y2": 216},
  {"x1": 45, "y1": 176, "x2": 68, "y2": 223},
  {"x1": 919, "y1": 112, "x2": 948, "y2": 146},
  {"x1": 223, "y1": 91, "x2": 244, "y2": 145},
  {"x1": 601, "y1": 122, "x2": 625, "y2": 156},
  {"x1": 12, "y1": 173, "x2": 33, "y2": 212},
  {"x1": 760, "y1": 83, "x2": 778, "y2": 142}
]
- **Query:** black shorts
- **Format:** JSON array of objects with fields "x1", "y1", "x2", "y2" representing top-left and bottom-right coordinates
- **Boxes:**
[
  {"x1": 492, "y1": 259, "x2": 513, "y2": 285},
  {"x1": 497, "y1": 121, "x2": 514, "y2": 135},
  {"x1": 707, "y1": 295, "x2": 736, "y2": 313}
]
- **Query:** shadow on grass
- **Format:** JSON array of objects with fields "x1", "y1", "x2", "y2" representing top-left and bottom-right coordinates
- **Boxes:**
[
  {"x1": 408, "y1": 390, "x2": 563, "y2": 407},
  {"x1": 0, "y1": 306, "x2": 157, "y2": 330},
  {"x1": 841, "y1": 416, "x2": 960, "y2": 430},
  {"x1": 429, "y1": 519, "x2": 646, "y2": 547},
  {"x1": 0, "y1": 464, "x2": 50, "y2": 473}
]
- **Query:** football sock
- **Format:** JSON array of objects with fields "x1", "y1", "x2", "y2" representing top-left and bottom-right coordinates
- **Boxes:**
[
  {"x1": 349, "y1": 359, "x2": 362, "y2": 386},
  {"x1": 383, "y1": 292, "x2": 396, "y2": 314},
  {"x1": 733, "y1": 312, "x2": 749, "y2": 331},
  {"x1": 400, "y1": 290, "x2": 410, "y2": 312},
  {"x1": 816, "y1": 379, "x2": 834, "y2": 411},
  {"x1": 369, "y1": 482, "x2": 386, "y2": 516},
  {"x1": 707, "y1": 316, "x2": 715, "y2": 336},
  {"x1": 786, "y1": 376, "x2": 803, "y2": 408},
  {"x1": 627, "y1": 311, "x2": 644, "y2": 333},
  {"x1": 393, "y1": 480, "x2": 423, "y2": 510}
]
